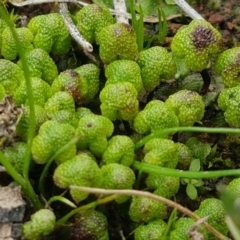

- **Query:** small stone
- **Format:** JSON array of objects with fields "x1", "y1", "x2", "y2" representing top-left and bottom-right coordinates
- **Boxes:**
[{"x1": 0, "y1": 185, "x2": 26, "y2": 222}]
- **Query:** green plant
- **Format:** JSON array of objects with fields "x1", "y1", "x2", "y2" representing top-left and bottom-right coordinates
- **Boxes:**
[
  {"x1": 97, "y1": 22, "x2": 138, "y2": 63},
  {"x1": 181, "y1": 159, "x2": 204, "y2": 200},
  {"x1": 165, "y1": 90, "x2": 205, "y2": 126},
  {"x1": 28, "y1": 13, "x2": 71, "y2": 54},
  {"x1": 129, "y1": 196, "x2": 167, "y2": 222},
  {"x1": 134, "y1": 219, "x2": 167, "y2": 240},
  {"x1": 218, "y1": 85, "x2": 240, "y2": 127},
  {"x1": 2, "y1": 2, "x2": 240, "y2": 239},
  {"x1": 22, "y1": 209, "x2": 56, "y2": 240},
  {"x1": 0, "y1": 59, "x2": 25, "y2": 93},
  {"x1": 101, "y1": 163, "x2": 135, "y2": 203},
  {"x1": 13, "y1": 77, "x2": 51, "y2": 106},
  {"x1": 133, "y1": 100, "x2": 179, "y2": 134},
  {"x1": 102, "y1": 135, "x2": 135, "y2": 166},
  {"x1": 215, "y1": 47, "x2": 240, "y2": 88},
  {"x1": 171, "y1": 19, "x2": 222, "y2": 77},
  {"x1": 53, "y1": 152, "x2": 103, "y2": 203},
  {"x1": 1, "y1": 27, "x2": 33, "y2": 60},
  {"x1": 105, "y1": 60, "x2": 145, "y2": 95},
  {"x1": 76, "y1": 113, "x2": 114, "y2": 157},
  {"x1": 31, "y1": 120, "x2": 76, "y2": 164},
  {"x1": 17, "y1": 48, "x2": 58, "y2": 84},
  {"x1": 72, "y1": 209, "x2": 109, "y2": 239},
  {"x1": 137, "y1": 46, "x2": 177, "y2": 92},
  {"x1": 100, "y1": 82, "x2": 139, "y2": 121},
  {"x1": 75, "y1": 4, "x2": 114, "y2": 44}
]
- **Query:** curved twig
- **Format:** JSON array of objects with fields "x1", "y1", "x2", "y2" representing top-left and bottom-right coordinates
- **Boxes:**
[
  {"x1": 70, "y1": 186, "x2": 227, "y2": 240},
  {"x1": 59, "y1": 2, "x2": 93, "y2": 52}
]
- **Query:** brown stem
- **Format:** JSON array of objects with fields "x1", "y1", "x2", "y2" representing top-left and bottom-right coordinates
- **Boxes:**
[{"x1": 200, "y1": 69, "x2": 211, "y2": 94}]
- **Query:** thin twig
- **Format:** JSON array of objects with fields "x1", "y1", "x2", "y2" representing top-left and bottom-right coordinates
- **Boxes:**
[
  {"x1": 70, "y1": 186, "x2": 227, "y2": 240},
  {"x1": 58, "y1": 2, "x2": 93, "y2": 52},
  {"x1": 113, "y1": 0, "x2": 128, "y2": 24},
  {"x1": 174, "y1": 0, "x2": 204, "y2": 20},
  {"x1": 9, "y1": 0, "x2": 181, "y2": 23},
  {"x1": 8, "y1": 0, "x2": 81, "y2": 6}
]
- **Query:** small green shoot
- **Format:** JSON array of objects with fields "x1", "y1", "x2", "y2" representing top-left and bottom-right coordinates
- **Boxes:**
[
  {"x1": 158, "y1": 6, "x2": 167, "y2": 45},
  {"x1": 47, "y1": 196, "x2": 77, "y2": 208},
  {"x1": 8, "y1": 9, "x2": 19, "y2": 24},
  {"x1": 129, "y1": 0, "x2": 144, "y2": 52},
  {"x1": 181, "y1": 159, "x2": 204, "y2": 200}
]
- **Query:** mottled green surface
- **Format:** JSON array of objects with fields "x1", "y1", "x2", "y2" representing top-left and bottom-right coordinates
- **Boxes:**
[
  {"x1": 215, "y1": 47, "x2": 240, "y2": 87},
  {"x1": 28, "y1": 13, "x2": 71, "y2": 54},
  {"x1": 17, "y1": 48, "x2": 58, "y2": 85},
  {"x1": 100, "y1": 82, "x2": 139, "y2": 121},
  {"x1": 31, "y1": 120, "x2": 76, "y2": 164},
  {"x1": 23, "y1": 209, "x2": 56, "y2": 240},
  {"x1": 16, "y1": 104, "x2": 47, "y2": 140},
  {"x1": 165, "y1": 90, "x2": 205, "y2": 126},
  {"x1": 138, "y1": 46, "x2": 177, "y2": 92},
  {"x1": 129, "y1": 196, "x2": 166, "y2": 222},
  {"x1": 134, "y1": 100, "x2": 179, "y2": 134},
  {"x1": 53, "y1": 153, "x2": 102, "y2": 203},
  {"x1": 134, "y1": 220, "x2": 167, "y2": 240},
  {"x1": 14, "y1": 77, "x2": 51, "y2": 106},
  {"x1": 105, "y1": 60, "x2": 144, "y2": 95},
  {"x1": 1, "y1": 27, "x2": 33, "y2": 60},
  {"x1": 171, "y1": 19, "x2": 222, "y2": 72},
  {"x1": 143, "y1": 138, "x2": 179, "y2": 168},
  {"x1": 195, "y1": 198, "x2": 228, "y2": 238},
  {"x1": 101, "y1": 163, "x2": 135, "y2": 203},
  {"x1": 102, "y1": 135, "x2": 135, "y2": 166},
  {"x1": 0, "y1": 59, "x2": 25, "y2": 93},
  {"x1": 218, "y1": 86, "x2": 240, "y2": 127},
  {"x1": 98, "y1": 23, "x2": 138, "y2": 63},
  {"x1": 44, "y1": 91, "x2": 78, "y2": 126},
  {"x1": 75, "y1": 4, "x2": 114, "y2": 43},
  {"x1": 73, "y1": 210, "x2": 109, "y2": 240},
  {"x1": 76, "y1": 113, "x2": 114, "y2": 157}
]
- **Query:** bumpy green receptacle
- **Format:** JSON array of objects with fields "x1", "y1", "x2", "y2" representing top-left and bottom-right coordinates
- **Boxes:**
[
  {"x1": 133, "y1": 100, "x2": 179, "y2": 134},
  {"x1": 98, "y1": 23, "x2": 138, "y2": 63},
  {"x1": 0, "y1": 59, "x2": 25, "y2": 94},
  {"x1": 143, "y1": 138, "x2": 179, "y2": 168},
  {"x1": 13, "y1": 77, "x2": 51, "y2": 107},
  {"x1": 102, "y1": 135, "x2": 135, "y2": 166},
  {"x1": 165, "y1": 90, "x2": 205, "y2": 126},
  {"x1": 72, "y1": 210, "x2": 109, "y2": 240},
  {"x1": 169, "y1": 217, "x2": 208, "y2": 240},
  {"x1": 218, "y1": 86, "x2": 240, "y2": 127},
  {"x1": 195, "y1": 198, "x2": 228, "y2": 238},
  {"x1": 101, "y1": 163, "x2": 135, "y2": 203},
  {"x1": 134, "y1": 220, "x2": 167, "y2": 240},
  {"x1": 137, "y1": 46, "x2": 177, "y2": 92},
  {"x1": 28, "y1": 13, "x2": 71, "y2": 54},
  {"x1": 75, "y1": 4, "x2": 114, "y2": 43},
  {"x1": 100, "y1": 82, "x2": 139, "y2": 121},
  {"x1": 17, "y1": 48, "x2": 58, "y2": 85},
  {"x1": 105, "y1": 60, "x2": 144, "y2": 95},
  {"x1": 129, "y1": 196, "x2": 166, "y2": 223},
  {"x1": 76, "y1": 113, "x2": 114, "y2": 157},
  {"x1": 1, "y1": 27, "x2": 33, "y2": 60},
  {"x1": 22, "y1": 209, "x2": 56, "y2": 240},
  {"x1": 171, "y1": 19, "x2": 222, "y2": 72},
  {"x1": 53, "y1": 153, "x2": 103, "y2": 203},
  {"x1": 215, "y1": 47, "x2": 240, "y2": 88},
  {"x1": 227, "y1": 178, "x2": 240, "y2": 197},
  {"x1": 31, "y1": 120, "x2": 76, "y2": 164}
]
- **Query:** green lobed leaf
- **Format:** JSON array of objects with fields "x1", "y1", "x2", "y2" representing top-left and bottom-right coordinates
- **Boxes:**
[{"x1": 186, "y1": 183, "x2": 198, "y2": 200}]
